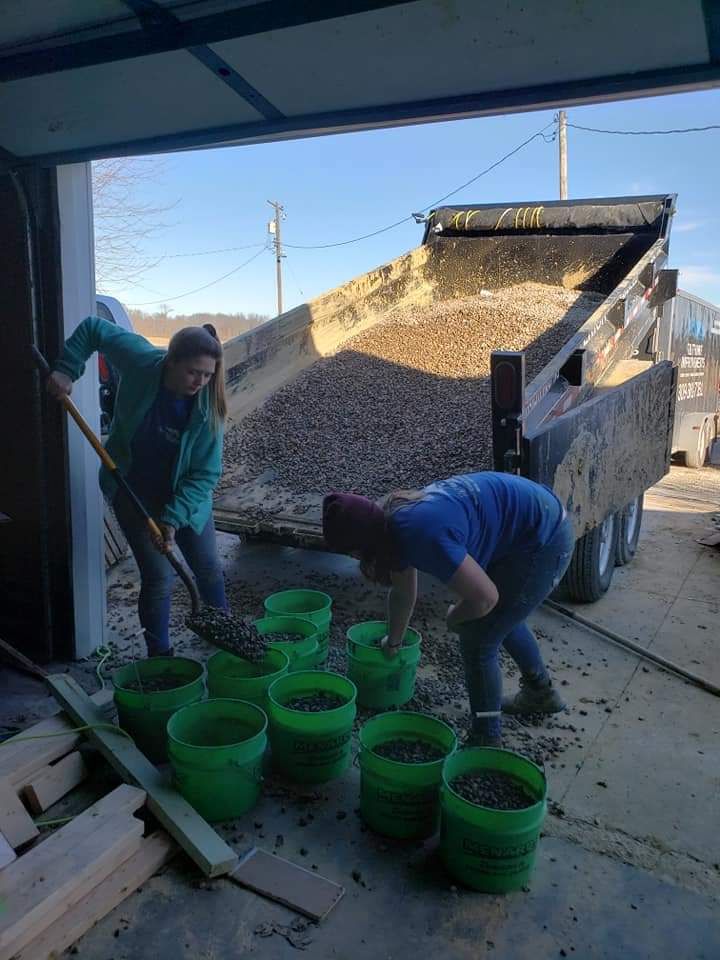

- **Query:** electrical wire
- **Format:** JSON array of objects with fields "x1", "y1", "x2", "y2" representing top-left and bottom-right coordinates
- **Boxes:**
[
  {"x1": 284, "y1": 255, "x2": 306, "y2": 300},
  {"x1": 282, "y1": 121, "x2": 555, "y2": 250},
  {"x1": 161, "y1": 241, "x2": 267, "y2": 259},
  {"x1": 127, "y1": 244, "x2": 269, "y2": 306},
  {"x1": 567, "y1": 121, "x2": 720, "y2": 136},
  {"x1": 0, "y1": 723, "x2": 135, "y2": 745}
]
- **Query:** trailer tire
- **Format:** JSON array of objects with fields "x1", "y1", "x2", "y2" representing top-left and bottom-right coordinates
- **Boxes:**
[
  {"x1": 615, "y1": 494, "x2": 643, "y2": 566},
  {"x1": 562, "y1": 513, "x2": 619, "y2": 603},
  {"x1": 683, "y1": 419, "x2": 710, "y2": 468}
]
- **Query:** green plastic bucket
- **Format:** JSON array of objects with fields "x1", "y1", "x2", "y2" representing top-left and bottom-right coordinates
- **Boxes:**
[
  {"x1": 206, "y1": 648, "x2": 290, "y2": 707},
  {"x1": 359, "y1": 711, "x2": 457, "y2": 840},
  {"x1": 253, "y1": 616, "x2": 320, "y2": 671},
  {"x1": 112, "y1": 656, "x2": 205, "y2": 762},
  {"x1": 346, "y1": 621, "x2": 422, "y2": 709},
  {"x1": 167, "y1": 698, "x2": 268, "y2": 822},
  {"x1": 267, "y1": 671, "x2": 356, "y2": 783},
  {"x1": 264, "y1": 590, "x2": 333, "y2": 664},
  {"x1": 440, "y1": 747, "x2": 547, "y2": 893}
]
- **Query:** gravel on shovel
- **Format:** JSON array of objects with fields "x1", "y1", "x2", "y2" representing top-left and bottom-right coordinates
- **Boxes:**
[
  {"x1": 373, "y1": 738, "x2": 444, "y2": 763},
  {"x1": 451, "y1": 771, "x2": 538, "y2": 811},
  {"x1": 283, "y1": 693, "x2": 347, "y2": 713},
  {"x1": 186, "y1": 607, "x2": 268, "y2": 663}
]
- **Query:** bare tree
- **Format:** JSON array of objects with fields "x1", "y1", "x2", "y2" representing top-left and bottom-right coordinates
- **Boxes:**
[{"x1": 92, "y1": 157, "x2": 176, "y2": 292}]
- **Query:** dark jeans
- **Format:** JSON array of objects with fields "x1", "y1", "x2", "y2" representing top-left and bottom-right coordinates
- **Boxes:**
[
  {"x1": 457, "y1": 516, "x2": 575, "y2": 739},
  {"x1": 113, "y1": 494, "x2": 227, "y2": 655}
]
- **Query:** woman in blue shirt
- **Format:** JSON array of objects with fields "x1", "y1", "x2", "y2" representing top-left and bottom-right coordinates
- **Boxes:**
[
  {"x1": 323, "y1": 472, "x2": 574, "y2": 746},
  {"x1": 47, "y1": 319, "x2": 228, "y2": 657}
]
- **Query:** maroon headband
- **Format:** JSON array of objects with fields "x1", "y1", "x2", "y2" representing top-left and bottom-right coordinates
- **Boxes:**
[{"x1": 322, "y1": 493, "x2": 386, "y2": 555}]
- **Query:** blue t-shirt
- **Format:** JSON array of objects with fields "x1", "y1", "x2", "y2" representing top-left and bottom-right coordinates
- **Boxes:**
[
  {"x1": 126, "y1": 386, "x2": 194, "y2": 508},
  {"x1": 389, "y1": 473, "x2": 565, "y2": 583}
]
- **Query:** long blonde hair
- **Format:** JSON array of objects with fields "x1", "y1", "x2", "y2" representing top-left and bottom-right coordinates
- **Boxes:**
[
  {"x1": 382, "y1": 488, "x2": 426, "y2": 516},
  {"x1": 167, "y1": 324, "x2": 227, "y2": 429}
]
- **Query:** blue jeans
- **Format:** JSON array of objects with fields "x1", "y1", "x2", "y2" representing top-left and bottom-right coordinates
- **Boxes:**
[
  {"x1": 113, "y1": 494, "x2": 227, "y2": 655},
  {"x1": 457, "y1": 517, "x2": 575, "y2": 739}
]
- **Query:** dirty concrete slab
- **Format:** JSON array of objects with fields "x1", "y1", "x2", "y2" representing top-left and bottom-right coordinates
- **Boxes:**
[
  {"x1": 649, "y1": 595, "x2": 720, "y2": 687},
  {"x1": 529, "y1": 608, "x2": 647, "y2": 798},
  {"x1": 560, "y1": 583, "x2": 674, "y2": 647},
  {"x1": 560, "y1": 662, "x2": 720, "y2": 864},
  {"x1": 65, "y1": 827, "x2": 720, "y2": 960}
]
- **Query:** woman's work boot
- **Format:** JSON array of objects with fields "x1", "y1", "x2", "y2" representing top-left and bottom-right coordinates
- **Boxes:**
[{"x1": 502, "y1": 675, "x2": 566, "y2": 716}]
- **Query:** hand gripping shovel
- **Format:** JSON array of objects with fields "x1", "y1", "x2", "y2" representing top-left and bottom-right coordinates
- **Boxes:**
[{"x1": 32, "y1": 346, "x2": 200, "y2": 616}]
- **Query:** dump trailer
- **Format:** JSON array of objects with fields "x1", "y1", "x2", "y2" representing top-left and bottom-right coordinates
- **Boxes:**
[{"x1": 216, "y1": 194, "x2": 679, "y2": 602}]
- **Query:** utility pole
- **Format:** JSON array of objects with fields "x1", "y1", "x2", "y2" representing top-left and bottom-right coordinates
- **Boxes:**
[
  {"x1": 558, "y1": 110, "x2": 568, "y2": 200},
  {"x1": 267, "y1": 200, "x2": 284, "y2": 316}
]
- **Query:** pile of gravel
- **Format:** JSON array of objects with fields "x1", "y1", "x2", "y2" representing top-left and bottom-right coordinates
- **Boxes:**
[
  {"x1": 372, "y1": 738, "x2": 445, "y2": 763},
  {"x1": 223, "y1": 282, "x2": 603, "y2": 498},
  {"x1": 283, "y1": 692, "x2": 347, "y2": 713},
  {"x1": 451, "y1": 770, "x2": 538, "y2": 810}
]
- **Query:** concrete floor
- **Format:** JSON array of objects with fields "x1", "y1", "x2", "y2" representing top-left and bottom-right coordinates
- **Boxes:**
[{"x1": 2, "y1": 466, "x2": 719, "y2": 958}]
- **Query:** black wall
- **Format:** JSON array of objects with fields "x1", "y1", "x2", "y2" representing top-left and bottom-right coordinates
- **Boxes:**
[{"x1": 0, "y1": 167, "x2": 75, "y2": 662}]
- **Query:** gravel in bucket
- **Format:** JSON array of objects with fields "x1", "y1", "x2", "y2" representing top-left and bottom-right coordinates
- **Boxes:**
[
  {"x1": 451, "y1": 771, "x2": 538, "y2": 811},
  {"x1": 283, "y1": 693, "x2": 347, "y2": 712},
  {"x1": 186, "y1": 608, "x2": 268, "y2": 663},
  {"x1": 264, "y1": 632, "x2": 307, "y2": 644},
  {"x1": 373, "y1": 738, "x2": 444, "y2": 763},
  {"x1": 123, "y1": 675, "x2": 185, "y2": 693}
]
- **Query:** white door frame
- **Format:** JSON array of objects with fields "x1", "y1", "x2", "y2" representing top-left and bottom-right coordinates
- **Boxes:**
[{"x1": 56, "y1": 162, "x2": 106, "y2": 659}]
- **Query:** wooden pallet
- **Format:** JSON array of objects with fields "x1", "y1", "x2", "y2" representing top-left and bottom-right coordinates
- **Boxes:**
[
  {"x1": 0, "y1": 714, "x2": 176, "y2": 960},
  {"x1": 104, "y1": 502, "x2": 129, "y2": 569}
]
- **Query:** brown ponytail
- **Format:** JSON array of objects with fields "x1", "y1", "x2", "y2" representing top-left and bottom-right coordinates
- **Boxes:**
[{"x1": 167, "y1": 325, "x2": 227, "y2": 430}]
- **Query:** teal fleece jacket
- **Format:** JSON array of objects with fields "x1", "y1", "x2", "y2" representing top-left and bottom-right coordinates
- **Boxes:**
[{"x1": 55, "y1": 316, "x2": 223, "y2": 534}]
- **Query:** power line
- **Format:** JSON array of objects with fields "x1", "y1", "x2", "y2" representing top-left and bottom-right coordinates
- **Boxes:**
[
  {"x1": 567, "y1": 121, "x2": 720, "y2": 136},
  {"x1": 126, "y1": 245, "x2": 269, "y2": 306},
  {"x1": 283, "y1": 121, "x2": 555, "y2": 251},
  {"x1": 161, "y1": 241, "x2": 266, "y2": 259}
]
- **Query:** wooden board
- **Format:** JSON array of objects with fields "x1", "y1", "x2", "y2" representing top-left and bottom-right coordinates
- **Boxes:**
[
  {"x1": 0, "y1": 779, "x2": 39, "y2": 849},
  {"x1": 23, "y1": 751, "x2": 88, "y2": 815},
  {"x1": 0, "y1": 832, "x2": 15, "y2": 870},
  {"x1": 0, "y1": 638, "x2": 47, "y2": 679},
  {"x1": 1, "y1": 688, "x2": 113, "y2": 792},
  {"x1": 0, "y1": 787, "x2": 146, "y2": 960},
  {"x1": 14, "y1": 830, "x2": 176, "y2": 960},
  {"x1": 229, "y1": 847, "x2": 344, "y2": 921},
  {"x1": 47, "y1": 674, "x2": 238, "y2": 878},
  {"x1": 0, "y1": 716, "x2": 81, "y2": 790}
]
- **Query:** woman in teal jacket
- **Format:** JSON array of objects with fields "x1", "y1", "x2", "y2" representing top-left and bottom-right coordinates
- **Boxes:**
[{"x1": 47, "y1": 317, "x2": 228, "y2": 656}]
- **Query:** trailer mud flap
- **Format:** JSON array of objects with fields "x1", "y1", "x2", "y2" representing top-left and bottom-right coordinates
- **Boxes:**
[{"x1": 524, "y1": 361, "x2": 676, "y2": 536}]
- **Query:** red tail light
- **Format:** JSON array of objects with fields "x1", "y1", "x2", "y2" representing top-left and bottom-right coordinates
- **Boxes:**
[{"x1": 98, "y1": 354, "x2": 110, "y2": 382}]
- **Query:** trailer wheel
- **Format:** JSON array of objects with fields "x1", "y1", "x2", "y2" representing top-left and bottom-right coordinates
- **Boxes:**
[
  {"x1": 615, "y1": 494, "x2": 643, "y2": 566},
  {"x1": 683, "y1": 419, "x2": 710, "y2": 468},
  {"x1": 563, "y1": 513, "x2": 619, "y2": 602}
]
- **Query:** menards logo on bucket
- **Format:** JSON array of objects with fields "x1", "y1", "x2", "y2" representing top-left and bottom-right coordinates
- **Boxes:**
[
  {"x1": 462, "y1": 838, "x2": 537, "y2": 860},
  {"x1": 293, "y1": 732, "x2": 351, "y2": 754}
]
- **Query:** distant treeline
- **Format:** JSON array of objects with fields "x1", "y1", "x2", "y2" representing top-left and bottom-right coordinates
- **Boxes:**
[{"x1": 128, "y1": 309, "x2": 268, "y2": 343}]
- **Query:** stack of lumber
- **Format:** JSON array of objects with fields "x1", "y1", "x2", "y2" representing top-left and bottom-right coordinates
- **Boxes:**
[{"x1": 0, "y1": 692, "x2": 176, "y2": 960}]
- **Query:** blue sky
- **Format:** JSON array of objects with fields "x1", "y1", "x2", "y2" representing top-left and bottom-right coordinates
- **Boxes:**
[{"x1": 99, "y1": 87, "x2": 720, "y2": 318}]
